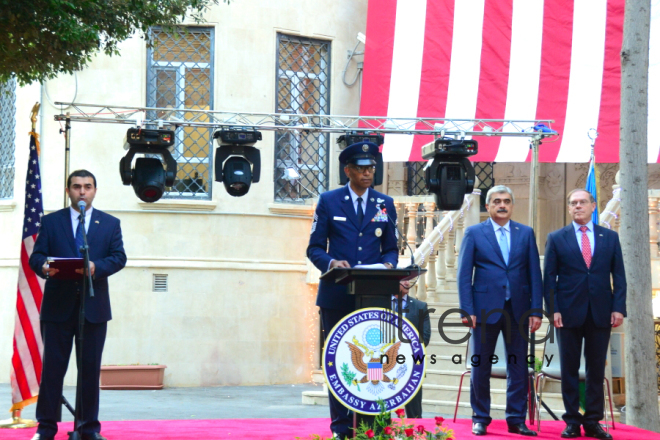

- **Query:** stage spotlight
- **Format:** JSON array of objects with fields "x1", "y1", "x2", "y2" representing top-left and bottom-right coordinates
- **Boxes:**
[
  {"x1": 422, "y1": 138, "x2": 478, "y2": 210},
  {"x1": 337, "y1": 131, "x2": 384, "y2": 186},
  {"x1": 119, "y1": 128, "x2": 177, "y2": 203},
  {"x1": 214, "y1": 128, "x2": 262, "y2": 197}
]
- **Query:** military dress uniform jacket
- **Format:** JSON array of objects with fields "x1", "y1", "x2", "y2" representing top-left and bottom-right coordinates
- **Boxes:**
[{"x1": 307, "y1": 185, "x2": 399, "y2": 312}]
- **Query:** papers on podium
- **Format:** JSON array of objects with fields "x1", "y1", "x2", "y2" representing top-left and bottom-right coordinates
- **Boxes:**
[
  {"x1": 46, "y1": 257, "x2": 84, "y2": 280},
  {"x1": 353, "y1": 263, "x2": 388, "y2": 269}
]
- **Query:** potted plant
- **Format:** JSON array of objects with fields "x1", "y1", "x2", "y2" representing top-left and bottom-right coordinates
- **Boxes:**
[{"x1": 100, "y1": 363, "x2": 166, "y2": 390}]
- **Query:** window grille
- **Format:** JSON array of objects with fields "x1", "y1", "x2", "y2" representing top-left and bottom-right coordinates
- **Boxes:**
[
  {"x1": 274, "y1": 34, "x2": 331, "y2": 202},
  {"x1": 146, "y1": 27, "x2": 214, "y2": 199},
  {"x1": 474, "y1": 162, "x2": 494, "y2": 211},
  {"x1": 0, "y1": 78, "x2": 16, "y2": 199},
  {"x1": 406, "y1": 162, "x2": 428, "y2": 196}
]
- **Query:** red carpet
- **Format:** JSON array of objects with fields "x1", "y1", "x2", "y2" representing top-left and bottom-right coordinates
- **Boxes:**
[{"x1": 2, "y1": 418, "x2": 659, "y2": 439}]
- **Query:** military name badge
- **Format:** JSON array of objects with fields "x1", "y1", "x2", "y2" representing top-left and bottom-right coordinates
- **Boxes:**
[
  {"x1": 375, "y1": 228, "x2": 382, "y2": 237},
  {"x1": 323, "y1": 308, "x2": 426, "y2": 414}
]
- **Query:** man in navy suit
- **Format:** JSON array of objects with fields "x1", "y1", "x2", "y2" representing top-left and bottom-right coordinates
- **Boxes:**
[
  {"x1": 457, "y1": 185, "x2": 542, "y2": 437},
  {"x1": 307, "y1": 142, "x2": 399, "y2": 439},
  {"x1": 544, "y1": 189, "x2": 626, "y2": 440},
  {"x1": 392, "y1": 279, "x2": 431, "y2": 418},
  {"x1": 29, "y1": 170, "x2": 126, "y2": 440}
]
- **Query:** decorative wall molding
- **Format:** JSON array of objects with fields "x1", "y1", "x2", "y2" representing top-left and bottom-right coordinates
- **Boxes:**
[
  {"x1": 0, "y1": 201, "x2": 17, "y2": 212},
  {"x1": 126, "y1": 256, "x2": 308, "y2": 272},
  {"x1": 268, "y1": 202, "x2": 314, "y2": 217},
  {"x1": 138, "y1": 200, "x2": 217, "y2": 212}
]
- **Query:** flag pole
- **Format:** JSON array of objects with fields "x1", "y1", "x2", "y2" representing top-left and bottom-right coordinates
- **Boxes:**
[
  {"x1": 63, "y1": 112, "x2": 71, "y2": 208},
  {"x1": 0, "y1": 103, "x2": 41, "y2": 430}
]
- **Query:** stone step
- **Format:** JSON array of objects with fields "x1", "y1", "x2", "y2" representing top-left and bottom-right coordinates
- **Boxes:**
[{"x1": 302, "y1": 390, "x2": 328, "y2": 406}]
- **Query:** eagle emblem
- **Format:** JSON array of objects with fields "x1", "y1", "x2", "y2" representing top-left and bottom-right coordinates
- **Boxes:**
[{"x1": 345, "y1": 340, "x2": 401, "y2": 386}]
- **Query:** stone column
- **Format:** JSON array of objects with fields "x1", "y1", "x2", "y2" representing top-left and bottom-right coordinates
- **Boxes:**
[
  {"x1": 406, "y1": 201, "x2": 418, "y2": 260},
  {"x1": 424, "y1": 201, "x2": 438, "y2": 301}
]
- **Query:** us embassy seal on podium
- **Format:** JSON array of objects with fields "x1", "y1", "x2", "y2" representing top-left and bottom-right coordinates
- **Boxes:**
[{"x1": 323, "y1": 308, "x2": 426, "y2": 414}]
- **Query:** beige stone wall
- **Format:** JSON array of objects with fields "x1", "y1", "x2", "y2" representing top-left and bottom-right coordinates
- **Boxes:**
[{"x1": 0, "y1": 0, "x2": 367, "y2": 387}]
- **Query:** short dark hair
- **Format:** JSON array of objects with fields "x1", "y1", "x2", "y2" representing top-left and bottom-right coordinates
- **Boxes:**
[
  {"x1": 566, "y1": 188, "x2": 595, "y2": 205},
  {"x1": 67, "y1": 170, "x2": 97, "y2": 189}
]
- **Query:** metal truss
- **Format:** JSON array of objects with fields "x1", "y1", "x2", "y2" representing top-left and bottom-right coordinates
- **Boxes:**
[{"x1": 54, "y1": 102, "x2": 555, "y2": 138}]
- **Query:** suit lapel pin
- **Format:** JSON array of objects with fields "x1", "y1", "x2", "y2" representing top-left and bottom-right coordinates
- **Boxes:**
[
  {"x1": 377, "y1": 198, "x2": 384, "y2": 203},
  {"x1": 599, "y1": 234, "x2": 603, "y2": 236},
  {"x1": 370, "y1": 197, "x2": 374, "y2": 202},
  {"x1": 344, "y1": 195, "x2": 349, "y2": 200},
  {"x1": 95, "y1": 220, "x2": 100, "y2": 224}
]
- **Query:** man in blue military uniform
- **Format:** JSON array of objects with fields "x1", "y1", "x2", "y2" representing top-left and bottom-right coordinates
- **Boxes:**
[{"x1": 307, "y1": 142, "x2": 399, "y2": 439}]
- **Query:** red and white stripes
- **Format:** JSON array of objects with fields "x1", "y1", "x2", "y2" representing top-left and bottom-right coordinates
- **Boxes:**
[
  {"x1": 361, "y1": 0, "x2": 658, "y2": 163},
  {"x1": 10, "y1": 234, "x2": 44, "y2": 411}
]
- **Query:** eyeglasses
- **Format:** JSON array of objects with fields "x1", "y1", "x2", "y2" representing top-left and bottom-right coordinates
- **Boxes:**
[
  {"x1": 568, "y1": 199, "x2": 592, "y2": 207},
  {"x1": 349, "y1": 165, "x2": 376, "y2": 174}
]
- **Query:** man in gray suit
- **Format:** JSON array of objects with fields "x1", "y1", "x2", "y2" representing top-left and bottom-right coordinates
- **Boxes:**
[{"x1": 393, "y1": 279, "x2": 431, "y2": 418}]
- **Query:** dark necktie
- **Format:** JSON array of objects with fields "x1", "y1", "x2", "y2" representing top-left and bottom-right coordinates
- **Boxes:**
[
  {"x1": 75, "y1": 214, "x2": 84, "y2": 257},
  {"x1": 357, "y1": 197, "x2": 364, "y2": 225}
]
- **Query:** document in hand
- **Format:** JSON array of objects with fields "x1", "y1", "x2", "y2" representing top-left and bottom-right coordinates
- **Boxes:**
[{"x1": 46, "y1": 258, "x2": 84, "y2": 280}]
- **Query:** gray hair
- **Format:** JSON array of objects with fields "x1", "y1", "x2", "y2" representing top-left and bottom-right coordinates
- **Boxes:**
[
  {"x1": 566, "y1": 188, "x2": 595, "y2": 205},
  {"x1": 486, "y1": 185, "x2": 515, "y2": 205}
]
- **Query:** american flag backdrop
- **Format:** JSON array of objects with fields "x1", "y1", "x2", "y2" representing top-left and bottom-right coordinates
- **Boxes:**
[
  {"x1": 360, "y1": 0, "x2": 660, "y2": 163},
  {"x1": 9, "y1": 132, "x2": 45, "y2": 411}
]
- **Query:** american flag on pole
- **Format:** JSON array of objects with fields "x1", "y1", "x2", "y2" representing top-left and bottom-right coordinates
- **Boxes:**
[
  {"x1": 367, "y1": 362, "x2": 383, "y2": 381},
  {"x1": 9, "y1": 131, "x2": 45, "y2": 412},
  {"x1": 360, "y1": 0, "x2": 660, "y2": 163}
]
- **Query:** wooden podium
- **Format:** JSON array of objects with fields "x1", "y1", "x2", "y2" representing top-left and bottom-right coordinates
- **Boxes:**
[{"x1": 320, "y1": 267, "x2": 425, "y2": 310}]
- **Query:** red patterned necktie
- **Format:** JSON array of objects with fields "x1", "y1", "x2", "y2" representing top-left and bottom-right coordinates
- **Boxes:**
[{"x1": 580, "y1": 225, "x2": 592, "y2": 268}]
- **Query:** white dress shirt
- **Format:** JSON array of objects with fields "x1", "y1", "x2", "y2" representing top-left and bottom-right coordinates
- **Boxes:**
[
  {"x1": 70, "y1": 205, "x2": 93, "y2": 237},
  {"x1": 572, "y1": 220, "x2": 595, "y2": 255},
  {"x1": 347, "y1": 184, "x2": 369, "y2": 215},
  {"x1": 489, "y1": 217, "x2": 510, "y2": 250},
  {"x1": 391, "y1": 294, "x2": 408, "y2": 313}
]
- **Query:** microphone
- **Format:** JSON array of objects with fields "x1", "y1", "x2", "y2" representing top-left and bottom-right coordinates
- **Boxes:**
[
  {"x1": 379, "y1": 203, "x2": 417, "y2": 269},
  {"x1": 78, "y1": 200, "x2": 87, "y2": 216}
]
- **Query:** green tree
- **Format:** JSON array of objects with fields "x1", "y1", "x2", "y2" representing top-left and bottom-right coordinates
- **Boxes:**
[{"x1": 0, "y1": 0, "x2": 225, "y2": 86}]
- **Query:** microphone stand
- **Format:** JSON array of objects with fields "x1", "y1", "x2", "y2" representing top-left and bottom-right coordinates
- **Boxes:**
[{"x1": 68, "y1": 209, "x2": 94, "y2": 440}]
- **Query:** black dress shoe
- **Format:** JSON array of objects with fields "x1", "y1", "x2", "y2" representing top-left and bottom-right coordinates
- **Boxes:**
[
  {"x1": 472, "y1": 422, "x2": 487, "y2": 436},
  {"x1": 583, "y1": 424, "x2": 612, "y2": 439},
  {"x1": 31, "y1": 434, "x2": 55, "y2": 440},
  {"x1": 82, "y1": 434, "x2": 108, "y2": 440},
  {"x1": 507, "y1": 422, "x2": 537, "y2": 436},
  {"x1": 561, "y1": 424, "x2": 582, "y2": 438}
]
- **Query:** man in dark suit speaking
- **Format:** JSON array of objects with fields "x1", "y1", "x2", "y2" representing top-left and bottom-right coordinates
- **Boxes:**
[
  {"x1": 544, "y1": 189, "x2": 626, "y2": 440},
  {"x1": 307, "y1": 142, "x2": 399, "y2": 439},
  {"x1": 29, "y1": 170, "x2": 126, "y2": 440},
  {"x1": 457, "y1": 185, "x2": 542, "y2": 437}
]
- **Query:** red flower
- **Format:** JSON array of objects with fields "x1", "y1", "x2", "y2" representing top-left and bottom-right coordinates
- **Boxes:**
[
  {"x1": 383, "y1": 426, "x2": 393, "y2": 435},
  {"x1": 366, "y1": 429, "x2": 375, "y2": 439},
  {"x1": 395, "y1": 408, "x2": 406, "y2": 418},
  {"x1": 416, "y1": 425, "x2": 426, "y2": 433},
  {"x1": 435, "y1": 416, "x2": 445, "y2": 426},
  {"x1": 404, "y1": 428, "x2": 414, "y2": 437}
]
